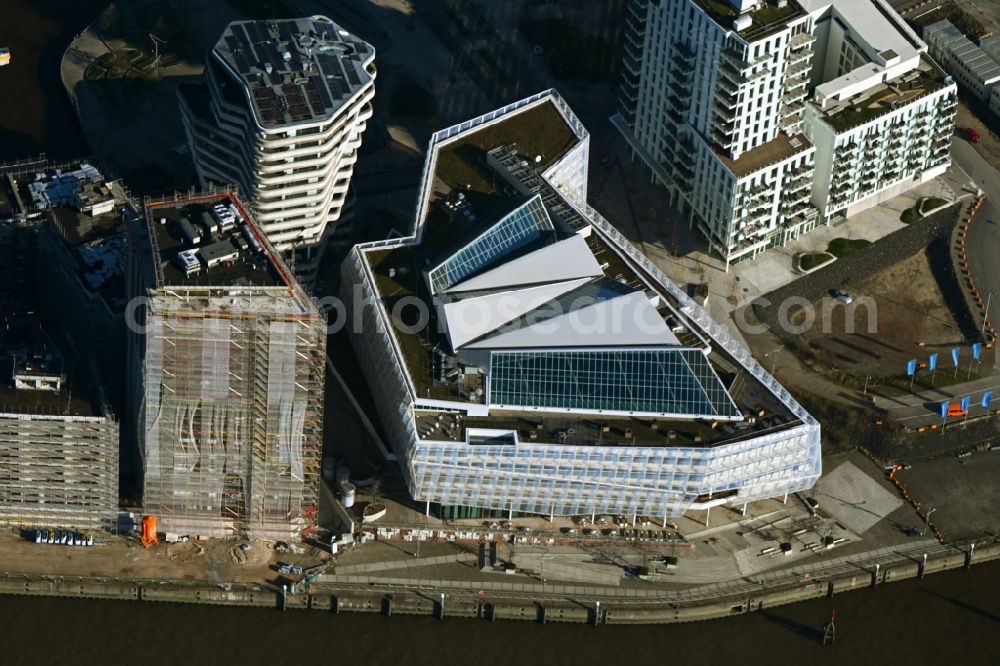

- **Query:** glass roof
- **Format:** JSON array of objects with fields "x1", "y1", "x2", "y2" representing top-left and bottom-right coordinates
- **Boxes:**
[
  {"x1": 429, "y1": 195, "x2": 553, "y2": 293},
  {"x1": 488, "y1": 348, "x2": 740, "y2": 418}
]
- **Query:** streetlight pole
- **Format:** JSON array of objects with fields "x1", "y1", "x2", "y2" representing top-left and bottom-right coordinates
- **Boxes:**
[
  {"x1": 539, "y1": 550, "x2": 554, "y2": 584},
  {"x1": 764, "y1": 347, "x2": 782, "y2": 376},
  {"x1": 982, "y1": 291, "x2": 993, "y2": 338},
  {"x1": 921, "y1": 507, "x2": 936, "y2": 536},
  {"x1": 863, "y1": 375, "x2": 870, "y2": 397}
]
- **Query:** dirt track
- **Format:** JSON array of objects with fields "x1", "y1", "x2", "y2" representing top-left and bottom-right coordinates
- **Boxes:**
[{"x1": 0, "y1": 531, "x2": 328, "y2": 583}]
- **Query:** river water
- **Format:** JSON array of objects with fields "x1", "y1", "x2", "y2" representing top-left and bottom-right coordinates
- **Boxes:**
[
  {"x1": 0, "y1": 0, "x2": 110, "y2": 159},
  {"x1": 2, "y1": 560, "x2": 999, "y2": 665}
]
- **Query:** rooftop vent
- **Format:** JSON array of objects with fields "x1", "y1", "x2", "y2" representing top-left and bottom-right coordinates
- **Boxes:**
[{"x1": 733, "y1": 13, "x2": 753, "y2": 32}]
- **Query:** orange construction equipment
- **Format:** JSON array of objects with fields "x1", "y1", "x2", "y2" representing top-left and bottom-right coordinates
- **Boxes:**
[{"x1": 141, "y1": 515, "x2": 159, "y2": 548}]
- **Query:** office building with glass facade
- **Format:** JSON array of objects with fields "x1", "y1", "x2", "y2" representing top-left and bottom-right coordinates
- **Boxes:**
[{"x1": 342, "y1": 90, "x2": 821, "y2": 520}]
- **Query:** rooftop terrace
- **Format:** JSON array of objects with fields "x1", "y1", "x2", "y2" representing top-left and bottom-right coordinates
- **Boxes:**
[
  {"x1": 819, "y1": 57, "x2": 951, "y2": 132},
  {"x1": 434, "y1": 100, "x2": 577, "y2": 200},
  {"x1": 693, "y1": 0, "x2": 806, "y2": 42},
  {"x1": 414, "y1": 352, "x2": 799, "y2": 448},
  {"x1": 214, "y1": 16, "x2": 373, "y2": 128},
  {"x1": 714, "y1": 132, "x2": 813, "y2": 177},
  {"x1": 144, "y1": 195, "x2": 287, "y2": 289}
]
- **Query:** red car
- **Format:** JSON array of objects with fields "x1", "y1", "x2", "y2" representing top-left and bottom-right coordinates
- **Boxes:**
[{"x1": 964, "y1": 127, "x2": 981, "y2": 144}]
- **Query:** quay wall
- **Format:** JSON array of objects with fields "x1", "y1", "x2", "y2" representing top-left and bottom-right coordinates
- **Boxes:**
[{"x1": 1, "y1": 542, "x2": 997, "y2": 625}]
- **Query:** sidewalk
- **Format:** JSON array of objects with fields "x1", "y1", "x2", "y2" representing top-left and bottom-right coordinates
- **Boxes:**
[
  {"x1": 873, "y1": 373, "x2": 1000, "y2": 427},
  {"x1": 591, "y1": 128, "x2": 973, "y2": 345}
]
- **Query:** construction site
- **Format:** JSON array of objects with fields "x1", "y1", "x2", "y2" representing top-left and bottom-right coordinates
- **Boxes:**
[{"x1": 126, "y1": 190, "x2": 326, "y2": 542}]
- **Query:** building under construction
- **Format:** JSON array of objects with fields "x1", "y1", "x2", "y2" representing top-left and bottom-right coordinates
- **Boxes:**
[
  {"x1": 126, "y1": 191, "x2": 326, "y2": 540},
  {"x1": 0, "y1": 226, "x2": 119, "y2": 531}
]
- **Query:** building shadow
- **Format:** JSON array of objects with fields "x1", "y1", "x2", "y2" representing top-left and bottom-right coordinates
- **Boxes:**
[
  {"x1": 921, "y1": 588, "x2": 1000, "y2": 624},
  {"x1": 761, "y1": 611, "x2": 825, "y2": 643}
]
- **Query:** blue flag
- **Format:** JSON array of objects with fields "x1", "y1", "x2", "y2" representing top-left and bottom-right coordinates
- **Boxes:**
[
  {"x1": 983, "y1": 391, "x2": 993, "y2": 409},
  {"x1": 941, "y1": 402, "x2": 949, "y2": 418},
  {"x1": 928, "y1": 353, "x2": 938, "y2": 371},
  {"x1": 952, "y1": 347, "x2": 960, "y2": 367},
  {"x1": 973, "y1": 343, "x2": 982, "y2": 361},
  {"x1": 907, "y1": 359, "x2": 916, "y2": 376},
  {"x1": 961, "y1": 395, "x2": 970, "y2": 412}
]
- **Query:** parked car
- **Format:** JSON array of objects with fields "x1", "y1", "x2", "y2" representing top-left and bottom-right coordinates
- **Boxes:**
[
  {"x1": 964, "y1": 127, "x2": 981, "y2": 144},
  {"x1": 833, "y1": 289, "x2": 853, "y2": 304}
]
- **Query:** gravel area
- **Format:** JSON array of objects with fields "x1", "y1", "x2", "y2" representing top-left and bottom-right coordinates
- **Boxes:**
[{"x1": 750, "y1": 203, "x2": 963, "y2": 332}]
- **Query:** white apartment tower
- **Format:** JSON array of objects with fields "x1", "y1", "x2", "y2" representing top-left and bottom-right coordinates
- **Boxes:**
[
  {"x1": 616, "y1": 0, "x2": 957, "y2": 264},
  {"x1": 180, "y1": 16, "x2": 375, "y2": 285}
]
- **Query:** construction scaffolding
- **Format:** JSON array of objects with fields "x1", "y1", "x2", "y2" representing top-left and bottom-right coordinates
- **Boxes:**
[{"x1": 131, "y1": 192, "x2": 325, "y2": 541}]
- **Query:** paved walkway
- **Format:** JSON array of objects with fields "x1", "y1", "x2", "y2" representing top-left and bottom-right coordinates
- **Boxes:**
[
  {"x1": 733, "y1": 166, "x2": 971, "y2": 308},
  {"x1": 873, "y1": 374, "x2": 1000, "y2": 427}
]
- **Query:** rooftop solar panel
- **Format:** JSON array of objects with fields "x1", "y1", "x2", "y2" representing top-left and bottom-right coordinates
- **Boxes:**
[
  {"x1": 310, "y1": 75, "x2": 333, "y2": 109},
  {"x1": 235, "y1": 52, "x2": 253, "y2": 75},
  {"x1": 262, "y1": 107, "x2": 284, "y2": 124},
  {"x1": 344, "y1": 66, "x2": 361, "y2": 86},
  {"x1": 238, "y1": 23, "x2": 254, "y2": 47},
  {"x1": 252, "y1": 21, "x2": 269, "y2": 44},
  {"x1": 327, "y1": 75, "x2": 347, "y2": 99}
]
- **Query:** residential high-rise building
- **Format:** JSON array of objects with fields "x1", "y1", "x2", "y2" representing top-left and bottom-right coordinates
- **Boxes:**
[
  {"x1": 179, "y1": 16, "x2": 375, "y2": 286},
  {"x1": 343, "y1": 91, "x2": 821, "y2": 521},
  {"x1": 615, "y1": 0, "x2": 957, "y2": 265},
  {"x1": 126, "y1": 191, "x2": 326, "y2": 540},
  {"x1": 0, "y1": 226, "x2": 118, "y2": 531}
]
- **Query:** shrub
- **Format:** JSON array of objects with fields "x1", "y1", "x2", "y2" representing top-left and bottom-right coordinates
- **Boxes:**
[{"x1": 827, "y1": 238, "x2": 870, "y2": 257}]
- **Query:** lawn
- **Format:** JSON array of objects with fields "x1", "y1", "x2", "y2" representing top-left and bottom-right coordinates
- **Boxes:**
[
  {"x1": 798, "y1": 252, "x2": 834, "y2": 272},
  {"x1": 827, "y1": 238, "x2": 871, "y2": 257},
  {"x1": 901, "y1": 207, "x2": 921, "y2": 224},
  {"x1": 919, "y1": 197, "x2": 949, "y2": 215},
  {"x1": 902, "y1": 197, "x2": 949, "y2": 224}
]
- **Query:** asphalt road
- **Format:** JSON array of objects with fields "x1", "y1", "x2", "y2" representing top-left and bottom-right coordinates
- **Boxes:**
[
  {"x1": 866, "y1": 137, "x2": 1000, "y2": 428},
  {"x1": 954, "y1": 137, "x2": 1000, "y2": 366},
  {"x1": 874, "y1": 374, "x2": 1000, "y2": 427}
]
